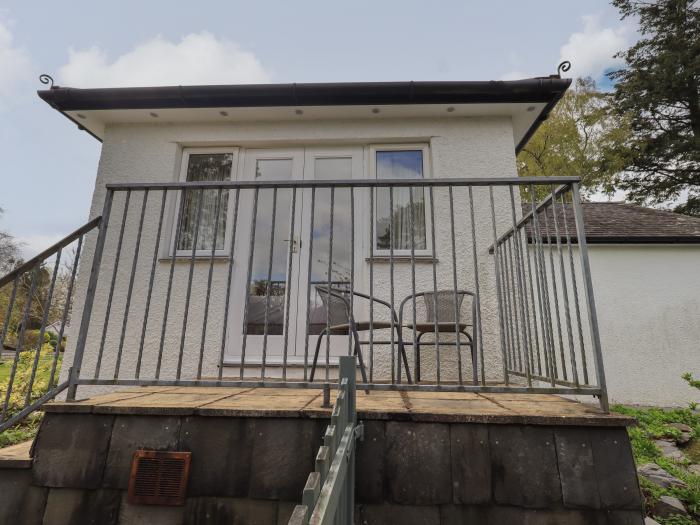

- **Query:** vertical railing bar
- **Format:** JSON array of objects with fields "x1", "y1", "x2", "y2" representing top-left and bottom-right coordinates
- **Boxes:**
[
  {"x1": 240, "y1": 187, "x2": 260, "y2": 380},
  {"x1": 538, "y1": 204, "x2": 559, "y2": 382},
  {"x1": 324, "y1": 187, "x2": 335, "y2": 383},
  {"x1": 522, "y1": 192, "x2": 543, "y2": 376},
  {"x1": 448, "y1": 187, "x2": 464, "y2": 385},
  {"x1": 66, "y1": 191, "x2": 113, "y2": 400},
  {"x1": 505, "y1": 238, "x2": 522, "y2": 373},
  {"x1": 428, "y1": 187, "x2": 440, "y2": 384},
  {"x1": 408, "y1": 186, "x2": 418, "y2": 383},
  {"x1": 136, "y1": 189, "x2": 167, "y2": 379},
  {"x1": 176, "y1": 188, "x2": 204, "y2": 381},
  {"x1": 115, "y1": 189, "x2": 148, "y2": 379},
  {"x1": 157, "y1": 189, "x2": 185, "y2": 380},
  {"x1": 1, "y1": 265, "x2": 39, "y2": 421},
  {"x1": 550, "y1": 187, "x2": 579, "y2": 387},
  {"x1": 50, "y1": 235, "x2": 82, "y2": 388},
  {"x1": 516, "y1": 225, "x2": 536, "y2": 378},
  {"x1": 197, "y1": 188, "x2": 223, "y2": 380},
  {"x1": 218, "y1": 188, "x2": 241, "y2": 381},
  {"x1": 389, "y1": 187, "x2": 397, "y2": 383},
  {"x1": 498, "y1": 243, "x2": 513, "y2": 372},
  {"x1": 303, "y1": 188, "x2": 316, "y2": 381},
  {"x1": 282, "y1": 187, "x2": 297, "y2": 381},
  {"x1": 529, "y1": 185, "x2": 554, "y2": 383},
  {"x1": 0, "y1": 277, "x2": 19, "y2": 355},
  {"x1": 570, "y1": 182, "x2": 608, "y2": 411},
  {"x1": 488, "y1": 187, "x2": 509, "y2": 385},
  {"x1": 508, "y1": 186, "x2": 531, "y2": 386},
  {"x1": 95, "y1": 189, "x2": 131, "y2": 378},
  {"x1": 468, "y1": 187, "x2": 486, "y2": 385},
  {"x1": 349, "y1": 187, "x2": 355, "y2": 359},
  {"x1": 559, "y1": 193, "x2": 589, "y2": 385},
  {"x1": 542, "y1": 199, "x2": 568, "y2": 381},
  {"x1": 261, "y1": 187, "x2": 278, "y2": 380},
  {"x1": 368, "y1": 187, "x2": 375, "y2": 382},
  {"x1": 25, "y1": 247, "x2": 63, "y2": 406}
]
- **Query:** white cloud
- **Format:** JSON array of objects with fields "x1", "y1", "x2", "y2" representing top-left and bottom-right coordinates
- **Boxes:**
[
  {"x1": 58, "y1": 32, "x2": 271, "y2": 88},
  {"x1": 0, "y1": 18, "x2": 32, "y2": 107},
  {"x1": 559, "y1": 15, "x2": 630, "y2": 79},
  {"x1": 16, "y1": 233, "x2": 64, "y2": 260}
]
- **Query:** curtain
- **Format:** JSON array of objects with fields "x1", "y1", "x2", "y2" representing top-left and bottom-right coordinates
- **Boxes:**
[
  {"x1": 178, "y1": 153, "x2": 232, "y2": 251},
  {"x1": 375, "y1": 150, "x2": 427, "y2": 250}
]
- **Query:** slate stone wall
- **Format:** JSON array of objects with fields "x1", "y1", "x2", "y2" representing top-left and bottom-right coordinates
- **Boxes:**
[{"x1": 1, "y1": 412, "x2": 645, "y2": 525}]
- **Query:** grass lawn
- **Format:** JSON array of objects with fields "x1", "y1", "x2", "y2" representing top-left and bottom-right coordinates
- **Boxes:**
[{"x1": 0, "y1": 352, "x2": 62, "y2": 449}]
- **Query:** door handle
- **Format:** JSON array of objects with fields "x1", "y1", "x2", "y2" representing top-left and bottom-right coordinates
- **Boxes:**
[{"x1": 283, "y1": 237, "x2": 300, "y2": 253}]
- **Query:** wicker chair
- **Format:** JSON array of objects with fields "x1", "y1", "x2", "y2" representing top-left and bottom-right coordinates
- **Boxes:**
[
  {"x1": 398, "y1": 290, "x2": 477, "y2": 383},
  {"x1": 309, "y1": 286, "x2": 412, "y2": 383}
]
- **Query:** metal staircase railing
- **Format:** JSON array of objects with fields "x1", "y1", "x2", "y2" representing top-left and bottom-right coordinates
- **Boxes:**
[{"x1": 0, "y1": 217, "x2": 101, "y2": 433}]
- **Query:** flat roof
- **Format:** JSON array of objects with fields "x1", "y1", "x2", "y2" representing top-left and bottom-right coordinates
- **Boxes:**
[{"x1": 37, "y1": 77, "x2": 571, "y2": 150}]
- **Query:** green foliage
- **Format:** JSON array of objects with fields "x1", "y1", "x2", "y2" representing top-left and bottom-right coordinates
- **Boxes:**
[
  {"x1": 517, "y1": 77, "x2": 630, "y2": 198},
  {"x1": 608, "y1": 0, "x2": 700, "y2": 207},
  {"x1": 613, "y1": 402, "x2": 700, "y2": 521},
  {"x1": 683, "y1": 373, "x2": 700, "y2": 391},
  {"x1": 656, "y1": 515, "x2": 698, "y2": 525}
]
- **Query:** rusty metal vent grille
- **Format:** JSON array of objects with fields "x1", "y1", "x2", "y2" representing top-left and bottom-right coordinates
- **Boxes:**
[{"x1": 128, "y1": 450, "x2": 191, "y2": 506}]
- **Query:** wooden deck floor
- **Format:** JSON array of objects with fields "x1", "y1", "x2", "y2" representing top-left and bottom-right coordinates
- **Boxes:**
[{"x1": 43, "y1": 386, "x2": 633, "y2": 427}]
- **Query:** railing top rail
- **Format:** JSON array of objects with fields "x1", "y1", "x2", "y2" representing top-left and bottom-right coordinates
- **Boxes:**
[
  {"x1": 488, "y1": 182, "x2": 573, "y2": 252},
  {"x1": 0, "y1": 216, "x2": 101, "y2": 289},
  {"x1": 105, "y1": 176, "x2": 580, "y2": 191}
]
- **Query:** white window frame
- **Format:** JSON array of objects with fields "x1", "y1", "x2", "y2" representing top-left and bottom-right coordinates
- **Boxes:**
[
  {"x1": 169, "y1": 147, "x2": 239, "y2": 257},
  {"x1": 368, "y1": 143, "x2": 433, "y2": 257}
]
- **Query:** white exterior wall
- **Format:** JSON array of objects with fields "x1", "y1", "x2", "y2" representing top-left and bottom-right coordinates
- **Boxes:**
[
  {"x1": 61, "y1": 116, "x2": 521, "y2": 392},
  {"x1": 587, "y1": 245, "x2": 700, "y2": 407}
]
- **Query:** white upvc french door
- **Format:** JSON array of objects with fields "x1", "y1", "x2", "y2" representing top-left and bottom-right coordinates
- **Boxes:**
[
  {"x1": 294, "y1": 147, "x2": 365, "y2": 360},
  {"x1": 226, "y1": 146, "x2": 365, "y2": 364},
  {"x1": 226, "y1": 148, "x2": 305, "y2": 364}
]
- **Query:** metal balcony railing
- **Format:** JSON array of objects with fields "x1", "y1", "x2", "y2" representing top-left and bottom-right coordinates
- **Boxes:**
[{"x1": 0, "y1": 176, "x2": 609, "y2": 434}]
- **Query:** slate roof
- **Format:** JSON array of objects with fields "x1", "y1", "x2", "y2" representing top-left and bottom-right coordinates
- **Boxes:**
[{"x1": 527, "y1": 202, "x2": 700, "y2": 244}]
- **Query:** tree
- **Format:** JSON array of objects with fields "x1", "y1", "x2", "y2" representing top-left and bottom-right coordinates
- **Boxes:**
[
  {"x1": 517, "y1": 77, "x2": 630, "y2": 198},
  {"x1": 608, "y1": 0, "x2": 700, "y2": 207},
  {"x1": 0, "y1": 207, "x2": 21, "y2": 275}
]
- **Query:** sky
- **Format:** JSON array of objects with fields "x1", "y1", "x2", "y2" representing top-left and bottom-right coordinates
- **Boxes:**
[{"x1": 0, "y1": 0, "x2": 635, "y2": 258}]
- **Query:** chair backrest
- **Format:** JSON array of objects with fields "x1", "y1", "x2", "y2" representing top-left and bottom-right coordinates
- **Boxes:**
[
  {"x1": 423, "y1": 290, "x2": 466, "y2": 323},
  {"x1": 315, "y1": 285, "x2": 352, "y2": 326}
]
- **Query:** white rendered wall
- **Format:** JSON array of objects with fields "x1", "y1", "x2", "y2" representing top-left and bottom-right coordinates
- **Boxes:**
[
  {"x1": 586, "y1": 245, "x2": 700, "y2": 407},
  {"x1": 60, "y1": 116, "x2": 523, "y2": 393}
]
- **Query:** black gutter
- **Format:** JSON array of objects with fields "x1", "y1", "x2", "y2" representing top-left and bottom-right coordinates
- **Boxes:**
[{"x1": 37, "y1": 77, "x2": 571, "y2": 150}]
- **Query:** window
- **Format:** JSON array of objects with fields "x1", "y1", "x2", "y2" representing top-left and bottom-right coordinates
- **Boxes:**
[
  {"x1": 176, "y1": 149, "x2": 236, "y2": 254},
  {"x1": 371, "y1": 145, "x2": 430, "y2": 254}
]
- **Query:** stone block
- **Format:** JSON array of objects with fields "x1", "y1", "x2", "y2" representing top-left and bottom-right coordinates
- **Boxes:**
[
  {"x1": 184, "y1": 497, "x2": 278, "y2": 525},
  {"x1": 355, "y1": 420, "x2": 385, "y2": 503},
  {"x1": 42, "y1": 488, "x2": 120, "y2": 525},
  {"x1": 0, "y1": 469, "x2": 47, "y2": 525},
  {"x1": 248, "y1": 418, "x2": 324, "y2": 501},
  {"x1": 450, "y1": 424, "x2": 491, "y2": 504},
  {"x1": 652, "y1": 495, "x2": 688, "y2": 518},
  {"x1": 33, "y1": 413, "x2": 114, "y2": 489},
  {"x1": 554, "y1": 427, "x2": 601, "y2": 509},
  {"x1": 590, "y1": 428, "x2": 642, "y2": 510},
  {"x1": 488, "y1": 507, "x2": 609, "y2": 525},
  {"x1": 439, "y1": 505, "x2": 490, "y2": 525},
  {"x1": 356, "y1": 503, "x2": 440, "y2": 525},
  {"x1": 179, "y1": 416, "x2": 255, "y2": 497},
  {"x1": 385, "y1": 422, "x2": 451, "y2": 505},
  {"x1": 118, "y1": 492, "x2": 185, "y2": 524},
  {"x1": 103, "y1": 415, "x2": 182, "y2": 489},
  {"x1": 490, "y1": 425, "x2": 562, "y2": 508},
  {"x1": 604, "y1": 510, "x2": 645, "y2": 524}
]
